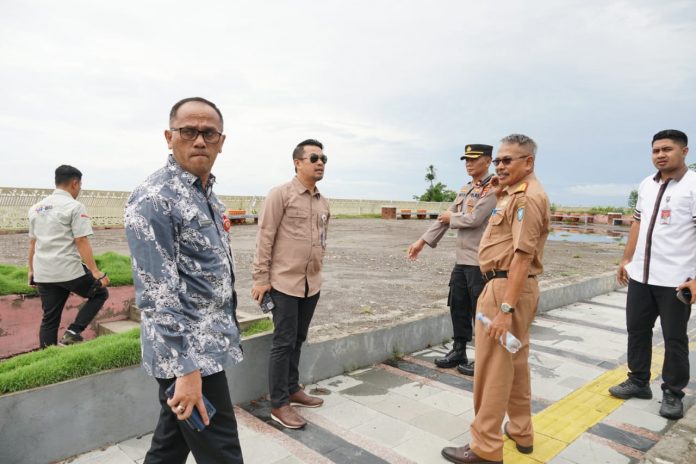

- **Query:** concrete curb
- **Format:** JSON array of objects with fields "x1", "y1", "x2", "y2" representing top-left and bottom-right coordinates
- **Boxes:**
[{"x1": 0, "y1": 273, "x2": 620, "y2": 464}]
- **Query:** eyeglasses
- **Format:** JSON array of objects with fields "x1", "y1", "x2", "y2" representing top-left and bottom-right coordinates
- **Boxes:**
[
  {"x1": 492, "y1": 155, "x2": 530, "y2": 167},
  {"x1": 171, "y1": 127, "x2": 223, "y2": 143},
  {"x1": 303, "y1": 154, "x2": 328, "y2": 164}
]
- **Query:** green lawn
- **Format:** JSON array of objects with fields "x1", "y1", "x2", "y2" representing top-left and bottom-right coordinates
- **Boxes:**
[
  {"x1": 0, "y1": 319, "x2": 274, "y2": 394},
  {"x1": 0, "y1": 252, "x2": 133, "y2": 296}
]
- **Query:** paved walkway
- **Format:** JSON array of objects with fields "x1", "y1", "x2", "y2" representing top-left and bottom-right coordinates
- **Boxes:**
[{"x1": 61, "y1": 289, "x2": 696, "y2": 464}]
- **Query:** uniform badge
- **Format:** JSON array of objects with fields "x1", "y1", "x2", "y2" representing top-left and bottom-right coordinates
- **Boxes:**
[
  {"x1": 517, "y1": 208, "x2": 525, "y2": 221},
  {"x1": 222, "y1": 214, "x2": 232, "y2": 232}
]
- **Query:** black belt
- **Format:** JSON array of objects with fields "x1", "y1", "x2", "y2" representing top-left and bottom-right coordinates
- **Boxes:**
[{"x1": 482, "y1": 270, "x2": 535, "y2": 282}]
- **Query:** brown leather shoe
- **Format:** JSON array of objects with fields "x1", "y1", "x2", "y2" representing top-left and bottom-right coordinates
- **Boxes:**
[
  {"x1": 441, "y1": 444, "x2": 502, "y2": 463},
  {"x1": 270, "y1": 405, "x2": 306, "y2": 429},
  {"x1": 289, "y1": 389, "x2": 324, "y2": 408},
  {"x1": 504, "y1": 422, "x2": 533, "y2": 454}
]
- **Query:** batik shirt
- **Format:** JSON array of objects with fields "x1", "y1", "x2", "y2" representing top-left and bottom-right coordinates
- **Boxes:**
[{"x1": 124, "y1": 155, "x2": 243, "y2": 379}]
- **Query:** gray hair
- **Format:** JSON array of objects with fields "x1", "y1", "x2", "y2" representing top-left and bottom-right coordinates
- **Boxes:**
[{"x1": 500, "y1": 134, "x2": 537, "y2": 155}]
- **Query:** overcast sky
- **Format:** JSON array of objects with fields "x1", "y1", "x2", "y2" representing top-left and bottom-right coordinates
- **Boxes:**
[{"x1": 1, "y1": 0, "x2": 695, "y2": 206}]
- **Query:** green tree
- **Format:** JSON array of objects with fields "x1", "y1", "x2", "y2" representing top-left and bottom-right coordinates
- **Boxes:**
[
  {"x1": 628, "y1": 190, "x2": 638, "y2": 209},
  {"x1": 689, "y1": 162, "x2": 696, "y2": 170},
  {"x1": 414, "y1": 165, "x2": 457, "y2": 202}
]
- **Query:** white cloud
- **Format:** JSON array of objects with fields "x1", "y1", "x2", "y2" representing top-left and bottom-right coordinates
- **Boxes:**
[{"x1": 1, "y1": 0, "x2": 695, "y2": 206}]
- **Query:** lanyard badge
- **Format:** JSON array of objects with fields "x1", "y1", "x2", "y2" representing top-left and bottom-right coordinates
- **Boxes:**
[{"x1": 660, "y1": 196, "x2": 671, "y2": 225}]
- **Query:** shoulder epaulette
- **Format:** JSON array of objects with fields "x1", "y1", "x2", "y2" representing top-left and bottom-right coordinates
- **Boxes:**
[{"x1": 514, "y1": 182, "x2": 528, "y2": 194}]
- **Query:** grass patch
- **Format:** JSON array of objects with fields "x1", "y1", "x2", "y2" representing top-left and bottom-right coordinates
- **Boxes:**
[
  {"x1": 0, "y1": 320, "x2": 274, "y2": 394},
  {"x1": 0, "y1": 252, "x2": 133, "y2": 296},
  {"x1": 0, "y1": 328, "x2": 141, "y2": 394},
  {"x1": 241, "y1": 318, "x2": 274, "y2": 337}
]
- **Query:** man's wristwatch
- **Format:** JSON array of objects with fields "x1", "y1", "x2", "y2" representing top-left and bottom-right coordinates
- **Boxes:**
[{"x1": 500, "y1": 302, "x2": 515, "y2": 314}]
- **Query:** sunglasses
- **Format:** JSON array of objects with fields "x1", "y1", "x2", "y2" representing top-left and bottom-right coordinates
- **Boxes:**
[
  {"x1": 492, "y1": 155, "x2": 530, "y2": 167},
  {"x1": 303, "y1": 154, "x2": 328, "y2": 164}
]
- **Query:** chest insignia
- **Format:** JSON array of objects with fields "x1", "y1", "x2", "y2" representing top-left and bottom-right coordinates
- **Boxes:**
[{"x1": 517, "y1": 207, "x2": 525, "y2": 221}]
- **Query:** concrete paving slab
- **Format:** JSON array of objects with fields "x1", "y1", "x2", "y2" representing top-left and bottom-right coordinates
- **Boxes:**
[
  {"x1": 351, "y1": 413, "x2": 423, "y2": 447},
  {"x1": 587, "y1": 292, "x2": 629, "y2": 308},
  {"x1": 390, "y1": 381, "x2": 442, "y2": 401},
  {"x1": 312, "y1": 397, "x2": 381, "y2": 429},
  {"x1": 406, "y1": 409, "x2": 470, "y2": 441},
  {"x1": 391, "y1": 428, "x2": 452, "y2": 463},
  {"x1": 606, "y1": 402, "x2": 669, "y2": 433},
  {"x1": 554, "y1": 434, "x2": 632, "y2": 464},
  {"x1": 418, "y1": 389, "x2": 474, "y2": 416},
  {"x1": 117, "y1": 434, "x2": 151, "y2": 461},
  {"x1": 66, "y1": 445, "x2": 136, "y2": 464},
  {"x1": 370, "y1": 393, "x2": 441, "y2": 422},
  {"x1": 544, "y1": 302, "x2": 627, "y2": 330},
  {"x1": 315, "y1": 374, "x2": 364, "y2": 392}
]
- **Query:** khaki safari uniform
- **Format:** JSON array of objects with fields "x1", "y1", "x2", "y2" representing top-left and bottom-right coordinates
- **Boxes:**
[
  {"x1": 421, "y1": 175, "x2": 497, "y2": 343},
  {"x1": 470, "y1": 173, "x2": 550, "y2": 461}
]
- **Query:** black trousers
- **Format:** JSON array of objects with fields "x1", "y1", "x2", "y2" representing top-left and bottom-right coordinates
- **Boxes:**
[
  {"x1": 626, "y1": 279, "x2": 692, "y2": 397},
  {"x1": 448, "y1": 264, "x2": 485, "y2": 343},
  {"x1": 36, "y1": 269, "x2": 109, "y2": 347},
  {"x1": 145, "y1": 371, "x2": 244, "y2": 464},
  {"x1": 268, "y1": 287, "x2": 319, "y2": 408}
]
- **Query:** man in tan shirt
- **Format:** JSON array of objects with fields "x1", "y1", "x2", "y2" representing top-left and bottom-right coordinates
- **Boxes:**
[
  {"x1": 408, "y1": 144, "x2": 496, "y2": 376},
  {"x1": 442, "y1": 134, "x2": 550, "y2": 464},
  {"x1": 252, "y1": 139, "x2": 330, "y2": 429}
]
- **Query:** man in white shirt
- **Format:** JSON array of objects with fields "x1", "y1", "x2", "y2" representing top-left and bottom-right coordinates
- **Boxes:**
[
  {"x1": 28, "y1": 165, "x2": 110, "y2": 347},
  {"x1": 609, "y1": 130, "x2": 696, "y2": 420}
]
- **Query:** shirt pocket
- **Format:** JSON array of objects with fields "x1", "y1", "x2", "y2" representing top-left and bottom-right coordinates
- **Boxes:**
[
  {"x1": 284, "y1": 206, "x2": 310, "y2": 240},
  {"x1": 454, "y1": 196, "x2": 465, "y2": 213}
]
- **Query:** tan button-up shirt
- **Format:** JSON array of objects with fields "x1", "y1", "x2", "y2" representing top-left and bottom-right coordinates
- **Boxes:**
[
  {"x1": 420, "y1": 174, "x2": 497, "y2": 266},
  {"x1": 253, "y1": 177, "x2": 331, "y2": 298},
  {"x1": 478, "y1": 173, "x2": 550, "y2": 276},
  {"x1": 28, "y1": 189, "x2": 94, "y2": 283}
]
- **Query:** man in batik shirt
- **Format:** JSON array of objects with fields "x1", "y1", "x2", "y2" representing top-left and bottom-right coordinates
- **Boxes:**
[{"x1": 125, "y1": 97, "x2": 244, "y2": 464}]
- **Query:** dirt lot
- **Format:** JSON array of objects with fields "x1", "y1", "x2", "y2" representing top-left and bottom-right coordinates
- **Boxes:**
[{"x1": 0, "y1": 219, "x2": 624, "y2": 341}]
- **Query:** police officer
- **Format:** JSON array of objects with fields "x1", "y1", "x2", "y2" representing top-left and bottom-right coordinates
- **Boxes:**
[
  {"x1": 408, "y1": 144, "x2": 496, "y2": 376},
  {"x1": 442, "y1": 134, "x2": 550, "y2": 464},
  {"x1": 28, "y1": 165, "x2": 110, "y2": 347}
]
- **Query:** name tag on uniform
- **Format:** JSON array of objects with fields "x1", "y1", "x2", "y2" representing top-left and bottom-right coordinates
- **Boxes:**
[
  {"x1": 199, "y1": 219, "x2": 213, "y2": 227},
  {"x1": 660, "y1": 209, "x2": 671, "y2": 225}
]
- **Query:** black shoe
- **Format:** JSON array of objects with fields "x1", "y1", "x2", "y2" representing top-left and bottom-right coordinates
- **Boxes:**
[
  {"x1": 59, "y1": 330, "x2": 84, "y2": 346},
  {"x1": 659, "y1": 390, "x2": 684, "y2": 420},
  {"x1": 608, "y1": 379, "x2": 652, "y2": 399},
  {"x1": 504, "y1": 422, "x2": 533, "y2": 454},
  {"x1": 435, "y1": 341, "x2": 467, "y2": 368},
  {"x1": 457, "y1": 361, "x2": 475, "y2": 376}
]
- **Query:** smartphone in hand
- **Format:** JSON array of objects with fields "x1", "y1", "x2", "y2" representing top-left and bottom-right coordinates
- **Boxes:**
[
  {"x1": 260, "y1": 292, "x2": 275, "y2": 313},
  {"x1": 165, "y1": 382, "x2": 216, "y2": 432}
]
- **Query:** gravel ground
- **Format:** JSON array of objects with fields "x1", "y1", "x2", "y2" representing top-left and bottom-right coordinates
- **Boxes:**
[{"x1": 0, "y1": 219, "x2": 624, "y2": 340}]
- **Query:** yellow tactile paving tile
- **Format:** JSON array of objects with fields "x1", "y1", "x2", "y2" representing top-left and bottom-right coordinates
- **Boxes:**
[{"x1": 508, "y1": 346, "x2": 669, "y2": 462}]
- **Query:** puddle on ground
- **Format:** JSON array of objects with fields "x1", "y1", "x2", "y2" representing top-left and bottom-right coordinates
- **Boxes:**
[{"x1": 548, "y1": 225, "x2": 627, "y2": 244}]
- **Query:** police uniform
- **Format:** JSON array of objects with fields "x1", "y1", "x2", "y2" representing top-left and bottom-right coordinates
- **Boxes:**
[
  {"x1": 468, "y1": 173, "x2": 550, "y2": 462},
  {"x1": 420, "y1": 144, "x2": 496, "y2": 371}
]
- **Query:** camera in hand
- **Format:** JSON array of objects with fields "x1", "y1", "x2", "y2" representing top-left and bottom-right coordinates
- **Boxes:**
[{"x1": 260, "y1": 292, "x2": 275, "y2": 313}]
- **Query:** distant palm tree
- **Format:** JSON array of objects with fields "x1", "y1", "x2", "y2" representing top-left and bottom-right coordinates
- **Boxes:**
[{"x1": 425, "y1": 165, "x2": 436, "y2": 189}]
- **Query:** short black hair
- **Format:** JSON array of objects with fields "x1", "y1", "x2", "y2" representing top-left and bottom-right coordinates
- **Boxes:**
[
  {"x1": 652, "y1": 129, "x2": 688, "y2": 147},
  {"x1": 169, "y1": 97, "x2": 224, "y2": 128},
  {"x1": 292, "y1": 139, "x2": 323, "y2": 160},
  {"x1": 55, "y1": 165, "x2": 82, "y2": 186}
]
